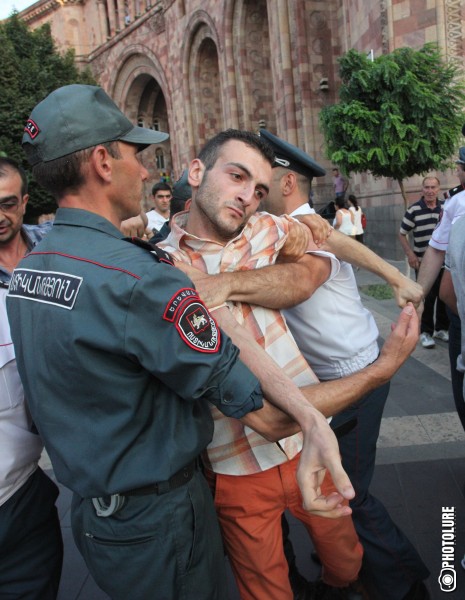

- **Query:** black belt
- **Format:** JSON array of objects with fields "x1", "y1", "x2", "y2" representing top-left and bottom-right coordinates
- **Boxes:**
[{"x1": 123, "y1": 459, "x2": 197, "y2": 497}]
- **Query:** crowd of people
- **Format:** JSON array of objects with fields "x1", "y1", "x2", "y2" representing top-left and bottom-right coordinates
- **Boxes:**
[{"x1": 2, "y1": 82, "x2": 463, "y2": 600}]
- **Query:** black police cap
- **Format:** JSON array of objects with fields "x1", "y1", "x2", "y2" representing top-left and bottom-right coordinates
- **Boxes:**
[
  {"x1": 259, "y1": 128, "x2": 326, "y2": 178},
  {"x1": 172, "y1": 169, "x2": 192, "y2": 202}
]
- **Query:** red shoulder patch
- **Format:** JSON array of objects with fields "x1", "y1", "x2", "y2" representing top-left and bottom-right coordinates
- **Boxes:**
[{"x1": 177, "y1": 300, "x2": 220, "y2": 353}]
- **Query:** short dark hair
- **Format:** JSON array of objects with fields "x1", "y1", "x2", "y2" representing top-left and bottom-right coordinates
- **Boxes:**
[
  {"x1": 32, "y1": 142, "x2": 121, "y2": 200},
  {"x1": 198, "y1": 129, "x2": 275, "y2": 171},
  {"x1": 0, "y1": 157, "x2": 28, "y2": 196},
  {"x1": 151, "y1": 182, "x2": 172, "y2": 195}
]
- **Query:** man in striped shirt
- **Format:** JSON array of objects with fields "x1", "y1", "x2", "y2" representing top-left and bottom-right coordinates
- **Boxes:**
[{"x1": 399, "y1": 176, "x2": 449, "y2": 348}]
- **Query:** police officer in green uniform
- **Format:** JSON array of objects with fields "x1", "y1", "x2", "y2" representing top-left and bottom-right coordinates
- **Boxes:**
[
  {"x1": 7, "y1": 85, "x2": 265, "y2": 600},
  {"x1": 8, "y1": 85, "x2": 357, "y2": 600}
]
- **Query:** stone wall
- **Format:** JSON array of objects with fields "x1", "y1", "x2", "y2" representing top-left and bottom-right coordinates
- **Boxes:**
[{"x1": 13, "y1": 0, "x2": 465, "y2": 257}]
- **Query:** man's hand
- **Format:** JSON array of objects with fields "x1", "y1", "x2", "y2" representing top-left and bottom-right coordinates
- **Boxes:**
[
  {"x1": 294, "y1": 213, "x2": 332, "y2": 246},
  {"x1": 407, "y1": 252, "x2": 420, "y2": 270},
  {"x1": 378, "y1": 303, "x2": 419, "y2": 372},
  {"x1": 175, "y1": 262, "x2": 230, "y2": 308},
  {"x1": 277, "y1": 221, "x2": 311, "y2": 262},
  {"x1": 120, "y1": 213, "x2": 150, "y2": 239},
  {"x1": 297, "y1": 409, "x2": 354, "y2": 517},
  {"x1": 391, "y1": 273, "x2": 424, "y2": 309}
]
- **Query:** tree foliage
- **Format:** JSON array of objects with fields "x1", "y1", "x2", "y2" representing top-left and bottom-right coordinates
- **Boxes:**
[
  {"x1": 0, "y1": 14, "x2": 96, "y2": 220},
  {"x1": 320, "y1": 44, "x2": 465, "y2": 205}
]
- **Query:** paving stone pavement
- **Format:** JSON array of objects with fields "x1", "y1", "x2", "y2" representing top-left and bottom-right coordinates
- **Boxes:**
[{"x1": 43, "y1": 260, "x2": 465, "y2": 599}]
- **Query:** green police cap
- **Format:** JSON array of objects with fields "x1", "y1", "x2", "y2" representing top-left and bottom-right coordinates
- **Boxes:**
[
  {"x1": 22, "y1": 84, "x2": 169, "y2": 166},
  {"x1": 259, "y1": 128, "x2": 326, "y2": 178}
]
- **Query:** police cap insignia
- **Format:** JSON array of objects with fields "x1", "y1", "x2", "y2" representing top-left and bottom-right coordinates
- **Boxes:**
[{"x1": 24, "y1": 119, "x2": 40, "y2": 139}]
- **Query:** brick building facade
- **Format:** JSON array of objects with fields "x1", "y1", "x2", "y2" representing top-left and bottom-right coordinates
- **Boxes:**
[{"x1": 13, "y1": 0, "x2": 465, "y2": 257}]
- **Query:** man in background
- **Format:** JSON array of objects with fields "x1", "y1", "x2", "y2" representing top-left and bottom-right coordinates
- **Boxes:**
[
  {"x1": 399, "y1": 176, "x2": 449, "y2": 348},
  {"x1": 0, "y1": 157, "x2": 63, "y2": 599},
  {"x1": 332, "y1": 167, "x2": 348, "y2": 201},
  {"x1": 146, "y1": 181, "x2": 172, "y2": 233}
]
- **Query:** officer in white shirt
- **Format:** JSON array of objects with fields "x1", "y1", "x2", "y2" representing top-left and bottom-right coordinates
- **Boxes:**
[{"x1": 257, "y1": 129, "x2": 430, "y2": 600}]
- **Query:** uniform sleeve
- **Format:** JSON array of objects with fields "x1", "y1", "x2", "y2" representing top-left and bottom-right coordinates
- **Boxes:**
[{"x1": 124, "y1": 260, "x2": 263, "y2": 418}]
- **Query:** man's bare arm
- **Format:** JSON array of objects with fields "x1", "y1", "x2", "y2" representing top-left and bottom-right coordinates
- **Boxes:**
[
  {"x1": 398, "y1": 233, "x2": 420, "y2": 271},
  {"x1": 313, "y1": 226, "x2": 423, "y2": 308},
  {"x1": 214, "y1": 303, "x2": 418, "y2": 514},
  {"x1": 417, "y1": 245, "x2": 446, "y2": 296},
  {"x1": 213, "y1": 305, "x2": 354, "y2": 516},
  {"x1": 175, "y1": 254, "x2": 330, "y2": 309},
  {"x1": 300, "y1": 304, "x2": 419, "y2": 416}
]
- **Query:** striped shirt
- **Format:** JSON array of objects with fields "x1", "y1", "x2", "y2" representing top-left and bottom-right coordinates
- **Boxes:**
[
  {"x1": 399, "y1": 197, "x2": 443, "y2": 257},
  {"x1": 161, "y1": 211, "x2": 319, "y2": 476}
]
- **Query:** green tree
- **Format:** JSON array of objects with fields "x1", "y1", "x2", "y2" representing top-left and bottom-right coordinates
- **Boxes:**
[
  {"x1": 320, "y1": 43, "x2": 465, "y2": 207},
  {"x1": 0, "y1": 14, "x2": 96, "y2": 221}
]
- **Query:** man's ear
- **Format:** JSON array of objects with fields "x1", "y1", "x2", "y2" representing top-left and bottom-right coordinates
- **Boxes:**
[
  {"x1": 91, "y1": 145, "x2": 113, "y2": 183},
  {"x1": 188, "y1": 159, "x2": 206, "y2": 189},
  {"x1": 282, "y1": 172, "x2": 297, "y2": 196},
  {"x1": 20, "y1": 193, "x2": 29, "y2": 216}
]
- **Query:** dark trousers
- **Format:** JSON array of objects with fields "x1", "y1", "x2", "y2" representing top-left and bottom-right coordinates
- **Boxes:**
[
  {"x1": 330, "y1": 383, "x2": 430, "y2": 599},
  {"x1": 446, "y1": 308, "x2": 465, "y2": 431},
  {"x1": 416, "y1": 268, "x2": 449, "y2": 335},
  {"x1": 0, "y1": 468, "x2": 63, "y2": 599},
  {"x1": 71, "y1": 469, "x2": 226, "y2": 600}
]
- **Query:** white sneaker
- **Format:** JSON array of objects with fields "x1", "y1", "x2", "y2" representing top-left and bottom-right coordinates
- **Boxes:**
[
  {"x1": 420, "y1": 332, "x2": 435, "y2": 348},
  {"x1": 434, "y1": 330, "x2": 449, "y2": 342}
]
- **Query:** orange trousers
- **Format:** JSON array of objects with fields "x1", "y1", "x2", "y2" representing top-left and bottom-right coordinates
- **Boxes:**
[{"x1": 205, "y1": 453, "x2": 362, "y2": 600}]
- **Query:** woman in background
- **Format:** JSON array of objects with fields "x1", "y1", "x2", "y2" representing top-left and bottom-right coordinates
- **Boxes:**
[
  {"x1": 348, "y1": 194, "x2": 364, "y2": 243},
  {"x1": 333, "y1": 196, "x2": 355, "y2": 237}
]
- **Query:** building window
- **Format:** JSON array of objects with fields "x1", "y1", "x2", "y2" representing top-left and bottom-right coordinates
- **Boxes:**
[{"x1": 156, "y1": 148, "x2": 165, "y2": 170}]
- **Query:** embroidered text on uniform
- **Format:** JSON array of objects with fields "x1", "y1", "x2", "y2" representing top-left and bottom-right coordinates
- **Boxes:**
[{"x1": 8, "y1": 269, "x2": 82, "y2": 309}]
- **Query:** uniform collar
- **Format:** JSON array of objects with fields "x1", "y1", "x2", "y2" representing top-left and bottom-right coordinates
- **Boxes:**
[{"x1": 53, "y1": 207, "x2": 124, "y2": 239}]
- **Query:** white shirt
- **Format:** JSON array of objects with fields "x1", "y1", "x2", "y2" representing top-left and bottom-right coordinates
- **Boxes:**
[
  {"x1": 0, "y1": 287, "x2": 42, "y2": 506},
  {"x1": 349, "y1": 206, "x2": 364, "y2": 234},
  {"x1": 283, "y1": 204, "x2": 379, "y2": 380},
  {"x1": 146, "y1": 209, "x2": 168, "y2": 232},
  {"x1": 429, "y1": 189, "x2": 465, "y2": 251}
]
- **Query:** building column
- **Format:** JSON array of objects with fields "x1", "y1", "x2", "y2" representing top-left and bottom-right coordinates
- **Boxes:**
[
  {"x1": 97, "y1": 0, "x2": 108, "y2": 41},
  {"x1": 268, "y1": 0, "x2": 297, "y2": 142},
  {"x1": 106, "y1": 0, "x2": 116, "y2": 36},
  {"x1": 116, "y1": 0, "x2": 126, "y2": 31}
]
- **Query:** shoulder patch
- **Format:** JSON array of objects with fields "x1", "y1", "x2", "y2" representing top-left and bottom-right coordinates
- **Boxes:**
[
  {"x1": 163, "y1": 287, "x2": 200, "y2": 322},
  {"x1": 175, "y1": 300, "x2": 220, "y2": 353},
  {"x1": 163, "y1": 290, "x2": 220, "y2": 353},
  {"x1": 8, "y1": 269, "x2": 82, "y2": 309}
]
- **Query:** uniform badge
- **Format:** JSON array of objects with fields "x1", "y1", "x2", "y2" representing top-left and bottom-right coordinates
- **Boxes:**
[{"x1": 176, "y1": 300, "x2": 220, "y2": 353}]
